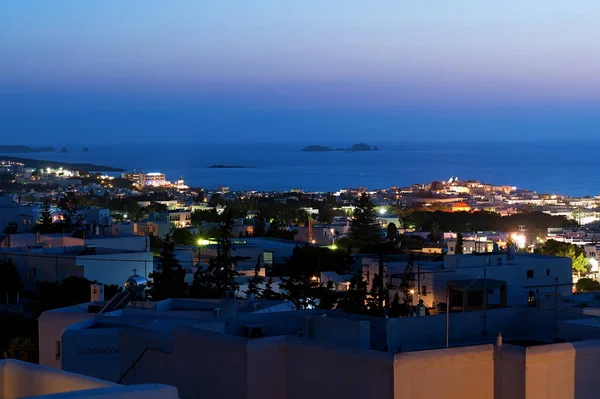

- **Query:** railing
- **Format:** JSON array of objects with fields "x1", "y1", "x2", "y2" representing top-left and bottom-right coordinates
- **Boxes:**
[{"x1": 117, "y1": 347, "x2": 172, "y2": 384}]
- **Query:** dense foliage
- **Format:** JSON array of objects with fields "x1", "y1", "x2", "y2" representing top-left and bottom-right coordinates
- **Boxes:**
[
  {"x1": 536, "y1": 239, "x2": 589, "y2": 275},
  {"x1": 146, "y1": 233, "x2": 187, "y2": 301}
]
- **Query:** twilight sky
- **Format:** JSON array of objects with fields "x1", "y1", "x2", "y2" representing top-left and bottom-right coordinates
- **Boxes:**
[{"x1": 2, "y1": 0, "x2": 600, "y2": 144}]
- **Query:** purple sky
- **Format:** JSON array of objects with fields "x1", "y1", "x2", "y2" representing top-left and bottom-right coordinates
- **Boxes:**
[{"x1": 2, "y1": 1, "x2": 600, "y2": 143}]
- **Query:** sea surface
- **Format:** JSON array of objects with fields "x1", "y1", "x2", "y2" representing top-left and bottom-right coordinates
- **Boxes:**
[{"x1": 4, "y1": 141, "x2": 597, "y2": 197}]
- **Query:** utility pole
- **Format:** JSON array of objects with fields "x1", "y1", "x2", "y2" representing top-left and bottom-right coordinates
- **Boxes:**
[
  {"x1": 378, "y1": 251, "x2": 385, "y2": 310},
  {"x1": 483, "y1": 268, "x2": 487, "y2": 336},
  {"x1": 554, "y1": 277, "x2": 559, "y2": 340},
  {"x1": 446, "y1": 286, "x2": 450, "y2": 348},
  {"x1": 417, "y1": 263, "x2": 421, "y2": 302}
]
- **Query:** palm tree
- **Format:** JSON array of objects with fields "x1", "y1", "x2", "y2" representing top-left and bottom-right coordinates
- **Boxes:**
[{"x1": 4, "y1": 337, "x2": 38, "y2": 363}]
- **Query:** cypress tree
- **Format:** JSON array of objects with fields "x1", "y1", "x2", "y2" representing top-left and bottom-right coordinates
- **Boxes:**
[{"x1": 147, "y1": 233, "x2": 187, "y2": 301}]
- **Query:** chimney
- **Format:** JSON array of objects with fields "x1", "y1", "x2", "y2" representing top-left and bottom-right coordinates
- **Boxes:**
[
  {"x1": 220, "y1": 291, "x2": 237, "y2": 317},
  {"x1": 91, "y1": 283, "x2": 104, "y2": 302},
  {"x1": 507, "y1": 245, "x2": 516, "y2": 261}
]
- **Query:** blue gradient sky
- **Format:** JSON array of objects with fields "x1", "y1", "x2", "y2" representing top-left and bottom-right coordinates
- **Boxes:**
[{"x1": 2, "y1": 1, "x2": 600, "y2": 144}]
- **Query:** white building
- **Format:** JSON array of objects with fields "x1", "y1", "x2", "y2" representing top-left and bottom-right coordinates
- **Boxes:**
[
  {"x1": 40, "y1": 294, "x2": 600, "y2": 399},
  {"x1": 0, "y1": 196, "x2": 36, "y2": 233},
  {"x1": 0, "y1": 245, "x2": 154, "y2": 290},
  {"x1": 141, "y1": 172, "x2": 168, "y2": 187},
  {"x1": 148, "y1": 210, "x2": 191, "y2": 228},
  {"x1": 388, "y1": 252, "x2": 572, "y2": 309}
]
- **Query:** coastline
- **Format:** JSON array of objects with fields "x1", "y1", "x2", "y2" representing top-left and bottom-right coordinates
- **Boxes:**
[{"x1": 0, "y1": 155, "x2": 124, "y2": 172}]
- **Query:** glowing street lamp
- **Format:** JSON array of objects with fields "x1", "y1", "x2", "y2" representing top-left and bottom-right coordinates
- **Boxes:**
[
  {"x1": 378, "y1": 207, "x2": 387, "y2": 216},
  {"x1": 197, "y1": 239, "x2": 211, "y2": 246},
  {"x1": 196, "y1": 238, "x2": 211, "y2": 263}
]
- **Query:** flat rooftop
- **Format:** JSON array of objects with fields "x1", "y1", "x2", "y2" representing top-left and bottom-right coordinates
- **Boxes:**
[
  {"x1": 0, "y1": 246, "x2": 144, "y2": 256},
  {"x1": 0, "y1": 359, "x2": 178, "y2": 399}
]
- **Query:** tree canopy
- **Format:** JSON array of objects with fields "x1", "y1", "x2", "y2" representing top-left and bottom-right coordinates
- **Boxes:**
[
  {"x1": 350, "y1": 193, "x2": 381, "y2": 243},
  {"x1": 0, "y1": 258, "x2": 22, "y2": 303},
  {"x1": 191, "y1": 211, "x2": 240, "y2": 298},
  {"x1": 537, "y1": 240, "x2": 589, "y2": 275},
  {"x1": 576, "y1": 278, "x2": 600, "y2": 292},
  {"x1": 146, "y1": 233, "x2": 187, "y2": 301}
]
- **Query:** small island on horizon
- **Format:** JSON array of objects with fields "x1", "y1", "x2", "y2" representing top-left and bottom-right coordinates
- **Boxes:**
[{"x1": 301, "y1": 143, "x2": 379, "y2": 152}]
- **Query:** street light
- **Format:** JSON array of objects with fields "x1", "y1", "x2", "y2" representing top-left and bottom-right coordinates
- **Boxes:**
[{"x1": 196, "y1": 238, "x2": 210, "y2": 263}]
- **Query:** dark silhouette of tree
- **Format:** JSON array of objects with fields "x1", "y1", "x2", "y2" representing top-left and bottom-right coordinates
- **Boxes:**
[
  {"x1": 191, "y1": 211, "x2": 240, "y2": 298},
  {"x1": 399, "y1": 259, "x2": 415, "y2": 305},
  {"x1": 429, "y1": 221, "x2": 440, "y2": 242},
  {"x1": 147, "y1": 233, "x2": 187, "y2": 301},
  {"x1": 246, "y1": 256, "x2": 264, "y2": 299},
  {"x1": 388, "y1": 292, "x2": 402, "y2": 318},
  {"x1": 147, "y1": 202, "x2": 168, "y2": 213},
  {"x1": 367, "y1": 272, "x2": 387, "y2": 316},
  {"x1": 172, "y1": 229, "x2": 195, "y2": 245},
  {"x1": 386, "y1": 222, "x2": 398, "y2": 241},
  {"x1": 0, "y1": 313, "x2": 37, "y2": 363},
  {"x1": 576, "y1": 278, "x2": 600, "y2": 292},
  {"x1": 104, "y1": 284, "x2": 123, "y2": 300},
  {"x1": 317, "y1": 280, "x2": 338, "y2": 309},
  {"x1": 253, "y1": 210, "x2": 266, "y2": 237},
  {"x1": 208, "y1": 193, "x2": 224, "y2": 208},
  {"x1": 38, "y1": 202, "x2": 53, "y2": 233},
  {"x1": 33, "y1": 277, "x2": 93, "y2": 315},
  {"x1": 317, "y1": 206, "x2": 334, "y2": 224},
  {"x1": 279, "y1": 257, "x2": 321, "y2": 309},
  {"x1": 455, "y1": 233, "x2": 464, "y2": 254},
  {"x1": 197, "y1": 190, "x2": 205, "y2": 204},
  {"x1": 0, "y1": 259, "x2": 22, "y2": 303},
  {"x1": 338, "y1": 275, "x2": 368, "y2": 315},
  {"x1": 4, "y1": 337, "x2": 38, "y2": 363},
  {"x1": 350, "y1": 193, "x2": 381, "y2": 243},
  {"x1": 124, "y1": 200, "x2": 144, "y2": 221},
  {"x1": 262, "y1": 278, "x2": 281, "y2": 300}
]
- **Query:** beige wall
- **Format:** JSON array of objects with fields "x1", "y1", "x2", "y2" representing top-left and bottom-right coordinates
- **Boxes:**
[
  {"x1": 525, "y1": 340, "x2": 600, "y2": 399},
  {"x1": 394, "y1": 345, "x2": 495, "y2": 399},
  {"x1": 27, "y1": 384, "x2": 179, "y2": 399},
  {"x1": 1, "y1": 359, "x2": 115, "y2": 399},
  {"x1": 39, "y1": 310, "x2": 94, "y2": 370},
  {"x1": 494, "y1": 344, "x2": 526, "y2": 399}
]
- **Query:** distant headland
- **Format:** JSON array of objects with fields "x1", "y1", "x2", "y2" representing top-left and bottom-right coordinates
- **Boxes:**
[
  {"x1": 301, "y1": 143, "x2": 379, "y2": 152},
  {"x1": 0, "y1": 156, "x2": 123, "y2": 172},
  {"x1": 0, "y1": 145, "x2": 56, "y2": 153}
]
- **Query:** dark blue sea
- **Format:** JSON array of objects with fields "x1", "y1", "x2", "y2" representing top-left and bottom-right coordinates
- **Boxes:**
[{"x1": 6, "y1": 141, "x2": 596, "y2": 196}]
